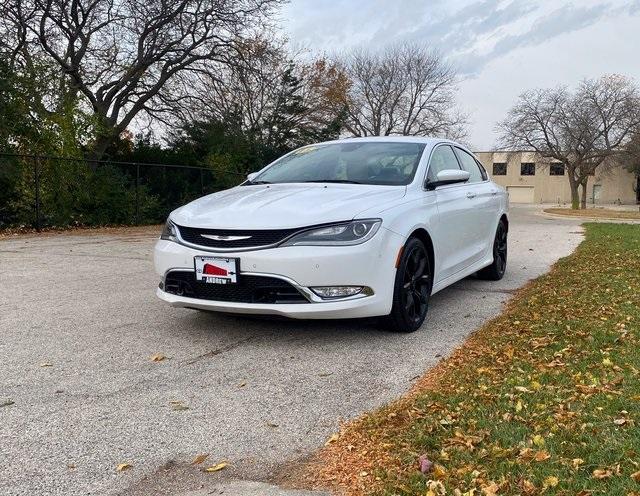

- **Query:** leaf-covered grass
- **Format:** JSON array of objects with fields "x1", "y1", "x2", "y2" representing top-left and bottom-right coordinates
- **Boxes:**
[{"x1": 311, "y1": 224, "x2": 640, "y2": 496}]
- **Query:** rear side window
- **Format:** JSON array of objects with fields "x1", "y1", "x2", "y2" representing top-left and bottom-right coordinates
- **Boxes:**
[
  {"x1": 427, "y1": 145, "x2": 460, "y2": 183},
  {"x1": 454, "y1": 148, "x2": 484, "y2": 183}
]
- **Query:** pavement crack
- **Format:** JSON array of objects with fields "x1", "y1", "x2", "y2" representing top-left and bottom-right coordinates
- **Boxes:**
[{"x1": 184, "y1": 334, "x2": 259, "y2": 365}]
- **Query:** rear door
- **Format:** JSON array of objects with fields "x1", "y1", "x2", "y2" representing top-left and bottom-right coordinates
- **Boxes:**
[
  {"x1": 425, "y1": 144, "x2": 477, "y2": 282},
  {"x1": 454, "y1": 147, "x2": 499, "y2": 261}
]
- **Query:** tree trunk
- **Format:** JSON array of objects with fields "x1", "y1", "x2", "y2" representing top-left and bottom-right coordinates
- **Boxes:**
[
  {"x1": 86, "y1": 132, "x2": 116, "y2": 171},
  {"x1": 580, "y1": 181, "x2": 588, "y2": 209},
  {"x1": 568, "y1": 173, "x2": 580, "y2": 209}
]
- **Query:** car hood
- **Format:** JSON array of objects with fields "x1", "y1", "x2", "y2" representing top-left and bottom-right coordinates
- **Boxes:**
[{"x1": 170, "y1": 183, "x2": 407, "y2": 229}]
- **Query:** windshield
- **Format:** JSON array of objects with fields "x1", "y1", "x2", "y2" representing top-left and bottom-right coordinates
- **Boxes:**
[{"x1": 252, "y1": 142, "x2": 427, "y2": 186}]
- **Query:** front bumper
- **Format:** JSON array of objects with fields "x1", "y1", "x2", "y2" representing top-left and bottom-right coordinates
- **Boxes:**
[{"x1": 153, "y1": 228, "x2": 403, "y2": 319}]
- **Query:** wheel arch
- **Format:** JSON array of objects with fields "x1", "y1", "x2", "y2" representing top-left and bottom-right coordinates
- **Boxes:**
[
  {"x1": 407, "y1": 228, "x2": 435, "y2": 287},
  {"x1": 500, "y1": 213, "x2": 509, "y2": 232}
]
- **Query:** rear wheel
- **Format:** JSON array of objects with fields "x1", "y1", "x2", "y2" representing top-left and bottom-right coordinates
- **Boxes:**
[
  {"x1": 477, "y1": 219, "x2": 508, "y2": 280},
  {"x1": 386, "y1": 237, "x2": 432, "y2": 333}
]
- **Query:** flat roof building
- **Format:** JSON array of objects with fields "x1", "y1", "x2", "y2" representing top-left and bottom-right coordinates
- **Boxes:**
[{"x1": 475, "y1": 151, "x2": 639, "y2": 205}]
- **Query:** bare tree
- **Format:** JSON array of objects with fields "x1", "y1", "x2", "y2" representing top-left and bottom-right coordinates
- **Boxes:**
[
  {"x1": 189, "y1": 37, "x2": 349, "y2": 150},
  {"x1": 498, "y1": 75, "x2": 640, "y2": 209},
  {"x1": 1, "y1": 0, "x2": 282, "y2": 160},
  {"x1": 339, "y1": 43, "x2": 466, "y2": 139},
  {"x1": 623, "y1": 133, "x2": 640, "y2": 203}
]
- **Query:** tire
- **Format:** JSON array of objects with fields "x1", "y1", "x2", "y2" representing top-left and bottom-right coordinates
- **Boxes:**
[
  {"x1": 477, "y1": 219, "x2": 508, "y2": 281},
  {"x1": 386, "y1": 237, "x2": 432, "y2": 333}
]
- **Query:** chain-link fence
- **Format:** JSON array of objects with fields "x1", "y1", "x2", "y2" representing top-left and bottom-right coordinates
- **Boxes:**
[{"x1": 0, "y1": 153, "x2": 246, "y2": 230}]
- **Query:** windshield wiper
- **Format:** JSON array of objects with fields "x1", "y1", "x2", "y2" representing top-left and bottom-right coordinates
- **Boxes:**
[
  {"x1": 303, "y1": 179, "x2": 363, "y2": 184},
  {"x1": 246, "y1": 180, "x2": 271, "y2": 185}
]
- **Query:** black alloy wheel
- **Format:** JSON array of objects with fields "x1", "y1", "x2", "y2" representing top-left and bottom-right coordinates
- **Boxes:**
[
  {"x1": 387, "y1": 237, "x2": 432, "y2": 333},
  {"x1": 478, "y1": 219, "x2": 508, "y2": 280}
]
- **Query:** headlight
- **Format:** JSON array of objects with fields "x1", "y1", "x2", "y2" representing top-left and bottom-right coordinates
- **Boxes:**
[
  {"x1": 281, "y1": 219, "x2": 381, "y2": 246},
  {"x1": 160, "y1": 218, "x2": 178, "y2": 241}
]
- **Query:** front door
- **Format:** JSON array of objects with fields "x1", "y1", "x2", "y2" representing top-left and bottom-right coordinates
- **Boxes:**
[
  {"x1": 424, "y1": 144, "x2": 478, "y2": 283},
  {"x1": 453, "y1": 147, "x2": 498, "y2": 265}
]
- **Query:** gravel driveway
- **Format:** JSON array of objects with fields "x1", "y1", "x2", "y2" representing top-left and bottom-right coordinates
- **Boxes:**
[{"x1": 0, "y1": 206, "x2": 583, "y2": 496}]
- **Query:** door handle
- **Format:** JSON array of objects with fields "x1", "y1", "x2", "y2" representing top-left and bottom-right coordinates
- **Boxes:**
[{"x1": 466, "y1": 192, "x2": 476, "y2": 199}]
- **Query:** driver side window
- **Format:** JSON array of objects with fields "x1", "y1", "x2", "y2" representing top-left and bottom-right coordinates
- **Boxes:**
[{"x1": 426, "y1": 145, "x2": 460, "y2": 183}]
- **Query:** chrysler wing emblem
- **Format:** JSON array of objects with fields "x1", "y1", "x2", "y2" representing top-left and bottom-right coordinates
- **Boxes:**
[{"x1": 201, "y1": 234, "x2": 252, "y2": 241}]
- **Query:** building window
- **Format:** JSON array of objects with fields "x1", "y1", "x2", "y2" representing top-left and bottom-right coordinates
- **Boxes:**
[
  {"x1": 492, "y1": 162, "x2": 507, "y2": 175},
  {"x1": 520, "y1": 163, "x2": 535, "y2": 176},
  {"x1": 550, "y1": 163, "x2": 565, "y2": 175}
]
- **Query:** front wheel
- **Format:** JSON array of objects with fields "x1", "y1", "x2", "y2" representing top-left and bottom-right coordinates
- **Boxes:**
[
  {"x1": 386, "y1": 237, "x2": 432, "y2": 333},
  {"x1": 477, "y1": 219, "x2": 508, "y2": 280}
]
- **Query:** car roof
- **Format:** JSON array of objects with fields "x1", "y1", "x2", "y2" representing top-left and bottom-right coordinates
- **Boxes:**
[{"x1": 314, "y1": 135, "x2": 457, "y2": 147}]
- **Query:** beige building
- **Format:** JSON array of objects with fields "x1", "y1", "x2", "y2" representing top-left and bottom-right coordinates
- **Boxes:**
[{"x1": 475, "y1": 151, "x2": 639, "y2": 205}]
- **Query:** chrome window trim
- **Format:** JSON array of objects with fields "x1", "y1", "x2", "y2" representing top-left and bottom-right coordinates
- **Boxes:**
[
  {"x1": 453, "y1": 146, "x2": 490, "y2": 185},
  {"x1": 422, "y1": 143, "x2": 463, "y2": 191}
]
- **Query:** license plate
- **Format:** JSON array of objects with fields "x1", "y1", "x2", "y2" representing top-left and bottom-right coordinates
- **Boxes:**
[{"x1": 194, "y1": 256, "x2": 239, "y2": 284}]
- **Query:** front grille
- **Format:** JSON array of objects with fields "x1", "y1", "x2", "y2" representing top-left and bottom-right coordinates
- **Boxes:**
[
  {"x1": 163, "y1": 271, "x2": 308, "y2": 304},
  {"x1": 176, "y1": 225, "x2": 300, "y2": 249}
]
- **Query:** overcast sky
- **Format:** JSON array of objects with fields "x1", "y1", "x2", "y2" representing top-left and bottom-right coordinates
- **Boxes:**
[{"x1": 281, "y1": 0, "x2": 640, "y2": 150}]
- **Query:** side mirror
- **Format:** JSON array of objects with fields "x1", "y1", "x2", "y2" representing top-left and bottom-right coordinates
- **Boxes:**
[
  {"x1": 246, "y1": 172, "x2": 259, "y2": 182},
  {"x1": 425, "y1": 169, "x2": 470, "y2": 190}
]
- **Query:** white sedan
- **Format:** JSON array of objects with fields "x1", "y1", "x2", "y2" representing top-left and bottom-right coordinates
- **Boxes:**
[{"x1": 154, "y1": 137, "x2": 509, "y2": 332}]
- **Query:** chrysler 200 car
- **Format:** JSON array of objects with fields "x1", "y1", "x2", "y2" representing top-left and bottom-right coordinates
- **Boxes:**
[{"x1": 154, "y1": 137, "x2": 508, "y2": 332}]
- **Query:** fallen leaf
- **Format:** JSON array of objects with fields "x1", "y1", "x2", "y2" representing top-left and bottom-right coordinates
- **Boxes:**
[
  {"x1": 572, "y1": 458, "x2": 585, "y2": 469},
  {"x1": 631, "y1": 470, "x2": 640, "y2": 482},
  {"x1": 426, "y1": 480, "x2": 447, "y2": 495},
  {"x1": 325, "y1": 433, "x2": 339, "y2": 445},
  {"x1": 170, "y1": 401, "x2": 190, "y2": 411},
  {"x1": 266, "y1": 421, "x2": 279, "y2": 428},
  {"x1": 238, "y1": 381, "x2": 247, "y2": 388},
  {"x1": 543, "y1": 476, "x2": 559, "y2": 489},
  {"x1": 205, "y1": 461, "x2": 228, "y2": 472},
  {"x1": 432, "y1": 463, "x2": 447, "y2": 479},
  {"x1": 482, "y1": 482, "x2": 499, "y2": 496},
  {"x1": 191, "y1": 454, "x2": 209, "y2": 465},
  {"x1": 0, "y1": 400, "x2": 14, "y2": 408},
  {"x1": 592, "y1": 468, "x2": 612, "y2": 479},
  {"x1": 532, "y1": 434, "x2": 545, "y2": 447},
  {"x1": 521, "y1": 479, "x2": 536, "y2": 494},
  {"x1": 150, "y1": 353, "x2": 166, "y2": 362},
  {"x1": 602, "y1": 358, "x2": 613, "y2": 367},
  {"x1": 534, "y1": 450, "x2": 551, "y2": 462},
  {"x1": 40, "y1": 362, "x2": 53, "y2": 367},
  {"x1": 116, "y1": 463, "x2": 132, "y2": 472},
  {"x1": 614, "y1": 418, "x2": 627, "y2": 426},
  {"x1": 419, "y1": 454, "x2": 434, "y2": 474}
]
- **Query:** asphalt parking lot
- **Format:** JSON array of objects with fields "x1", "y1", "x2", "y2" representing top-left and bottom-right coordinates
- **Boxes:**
[{"x1": 0, "y1": 206, "x2": 583, "y2": 496}]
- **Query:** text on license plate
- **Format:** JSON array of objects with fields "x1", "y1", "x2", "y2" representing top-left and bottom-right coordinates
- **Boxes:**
[{"x1": 194, "y1": 256, "x2": 239, "y2": 284}]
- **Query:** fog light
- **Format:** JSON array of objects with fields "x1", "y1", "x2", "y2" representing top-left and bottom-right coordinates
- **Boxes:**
[{"x1": 311, "y1": 286, "x2": 367, "y2": 299}]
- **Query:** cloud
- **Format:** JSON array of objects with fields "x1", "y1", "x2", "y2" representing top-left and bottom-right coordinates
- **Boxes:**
[
  {"x1": 398, "y1": 0, "x2": 538, "y2": 55},
  {"x1": 454, "y1": 2, "x2": 612, "y2": 75},
  {"x1": 284, "y1": 0, "x2": 621, "y2": 76},
  {"x1": 282, "y1": 0, "x2": 640, "y2": 148}
]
